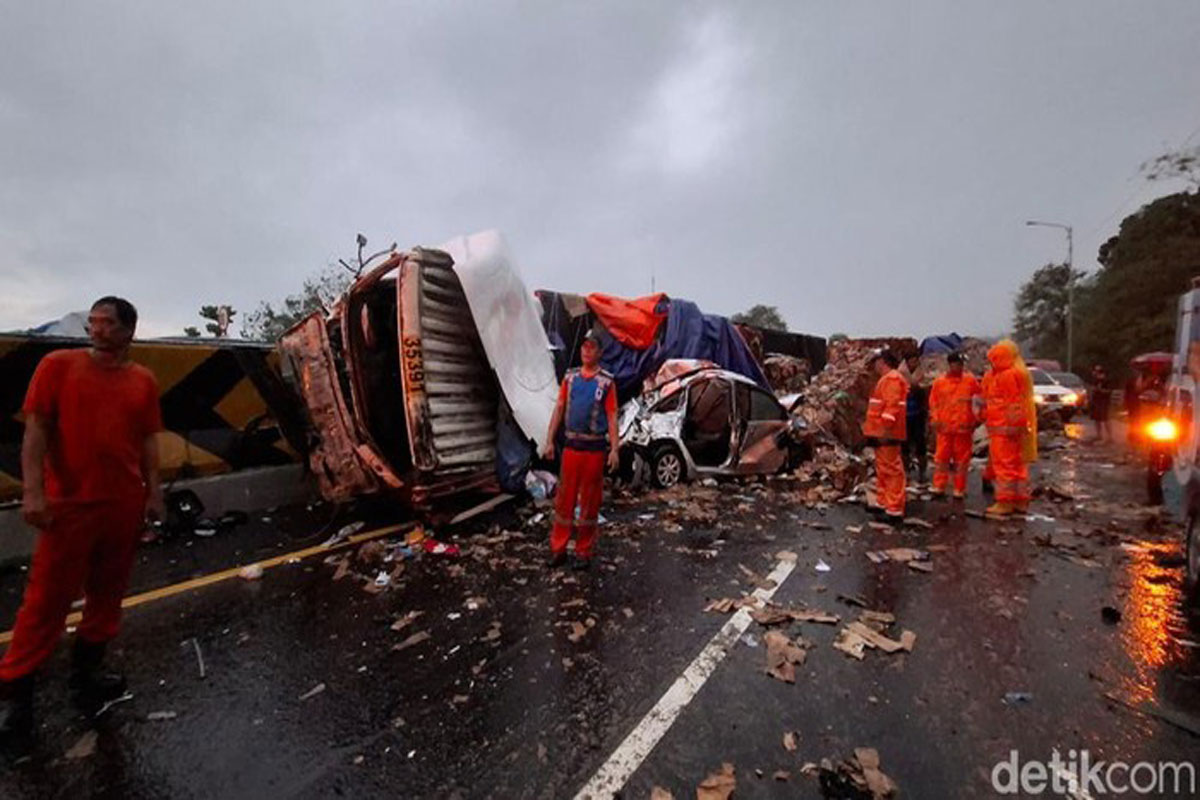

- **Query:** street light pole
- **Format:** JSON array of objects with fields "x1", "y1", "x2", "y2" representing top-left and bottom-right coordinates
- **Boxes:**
[{"x1": 1025, "y1": 220, "x2": 1075, "y2": 372}]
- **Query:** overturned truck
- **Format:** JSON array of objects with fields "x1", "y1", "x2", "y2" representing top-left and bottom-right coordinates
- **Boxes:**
[{"x1": 279, "y1": 231, "x2": 557, "y2": 507}]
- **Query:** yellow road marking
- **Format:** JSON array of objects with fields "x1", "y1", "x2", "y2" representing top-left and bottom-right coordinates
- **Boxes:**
[{"x1": 0, "y1": 522, "x2": 417, "y2": 646}]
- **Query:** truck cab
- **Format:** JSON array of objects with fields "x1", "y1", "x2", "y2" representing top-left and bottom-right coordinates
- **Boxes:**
[{"x1": 1164, "y1": 277, "x2": 1200, "y2": 593}]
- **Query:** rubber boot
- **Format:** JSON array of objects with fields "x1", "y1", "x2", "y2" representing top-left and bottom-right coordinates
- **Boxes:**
[
  {"x1": 0, "y1": 675, "x2": 35, "y2": 747},
  {"x1": 70, "y1": 638, "x2": 127, "y2": 711},
  {"x1": 985, "y1": 502, "x2": 1014, "y2": 519}
]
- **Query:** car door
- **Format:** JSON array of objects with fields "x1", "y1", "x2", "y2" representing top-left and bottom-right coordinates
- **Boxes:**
[{"x1": 733, "y1": 383, "x2": 790, "y2": 474}]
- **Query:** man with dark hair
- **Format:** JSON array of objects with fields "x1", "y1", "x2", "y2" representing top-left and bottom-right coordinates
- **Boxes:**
[
  {"x1": 929, "y1": 352, "x2": 981, "y2": 498},
  {"x1": 542, "y1": 329, "x2": 619, "y2": 570},
  {"x1": 863, "y1": 349, "x2": 909, "y2": 520},
  {"x1": 0, "y1": 297, "x2": 163, "y2": 745},
  {"x1": 901, "y1": 353, "x2": 930, "y2": 483}
]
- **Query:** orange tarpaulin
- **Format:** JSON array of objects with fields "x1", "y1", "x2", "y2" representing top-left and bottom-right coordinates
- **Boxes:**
[{"x1": 585, "y1": 292, "x2": 668, "y2": 350}]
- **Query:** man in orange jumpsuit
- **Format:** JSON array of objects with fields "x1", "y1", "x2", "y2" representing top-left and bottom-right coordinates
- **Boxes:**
[
  {"x1": 929, "y1": 351, "x2": 981, "y2": 499},
  {"x1": 981, "y1": 340, "x2": 1033, "y2": 517},
  {"x1": 542, "y1": 330, "x2": 619, "y2": 570},
  {"x1": 1, "y1": 297, "x2": 163, "y2": 745},
  {"x1": 863, "y1": 350, "x2": 909, "y2": 521}
]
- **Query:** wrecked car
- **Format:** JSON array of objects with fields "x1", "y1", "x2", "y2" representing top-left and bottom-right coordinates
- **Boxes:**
[
  {"x1": 278, "y1": 231, "x2": 557, "y2": 507},
  {"x1": 619, "y1": 360, "x2": 809, "y2": 488}
]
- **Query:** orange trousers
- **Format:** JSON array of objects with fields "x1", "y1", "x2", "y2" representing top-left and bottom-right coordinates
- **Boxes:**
[
  {"x1": 551, "y1": 448, "x2": 605, "y2": 558},
  {"x1": 988, "y1": 434, "x2": 1030, "y2": 506},
  {"x1": 0, "y1": 498, "x2": 144, "y2": 681},
  {"x1": 875, "y1": 443, "x2": 905, "y2": 516},
  {"x1": 932, "y1": 431, "x2": 973, "y2": 494}
]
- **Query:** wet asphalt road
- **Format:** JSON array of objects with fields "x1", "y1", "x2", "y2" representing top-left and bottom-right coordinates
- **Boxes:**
[{"x1": 2, "y1": 429, "x2": 1199, "y2": 798}]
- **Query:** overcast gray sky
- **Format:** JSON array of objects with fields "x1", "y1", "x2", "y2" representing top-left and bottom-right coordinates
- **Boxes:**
[{"x1": 2, "y1": 1, "x2": 1199, "y2": 338}]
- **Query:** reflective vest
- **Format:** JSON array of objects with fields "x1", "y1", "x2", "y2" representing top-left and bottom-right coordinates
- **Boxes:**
[
  {"x1": 930, "y1": 372, "x2": 981, "y2": 432},
  {"x1": 863, "y1": 369, "x2": 908, "y2": 442},
  {"x1": 563, "y1": 368, "x2": 615, "y2": 451},
  {"x1": 981, "y1": 366, "x2": 1030, "y2": 437}
]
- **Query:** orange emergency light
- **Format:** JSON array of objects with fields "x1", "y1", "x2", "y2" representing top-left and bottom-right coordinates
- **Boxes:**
[{"x1": 1145, "y1": 417, "x2": 1180, "y2": 443}]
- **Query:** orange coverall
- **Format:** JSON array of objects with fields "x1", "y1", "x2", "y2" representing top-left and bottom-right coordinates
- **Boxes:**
[
  {"x1": 863, "y1": 369, "x2": 909, "y2": 516},
  {"x1": 929, "y1": 371, "x2": 981, "y2": 495},
  {"x1": 981, "y1": 343, "x2": 1032, "y2": 508}
]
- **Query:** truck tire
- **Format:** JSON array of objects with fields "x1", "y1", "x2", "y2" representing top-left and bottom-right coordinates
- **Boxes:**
[{"x1": 650, "y1": 444, "x2": 685, "y2": 489}]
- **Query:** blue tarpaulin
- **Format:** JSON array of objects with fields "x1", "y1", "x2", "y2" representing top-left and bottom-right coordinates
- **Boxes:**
[
  {"x1": 596, "y1": 298, "x2": 770, "y2": 400},
  {"x1": 920, "y1": 333, "x2": 964, "y2": 356}
]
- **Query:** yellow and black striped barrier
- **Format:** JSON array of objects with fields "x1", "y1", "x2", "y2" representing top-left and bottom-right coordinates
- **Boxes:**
[{"x1": 0, "y1": 335, "x2": 304, "y2": 503}]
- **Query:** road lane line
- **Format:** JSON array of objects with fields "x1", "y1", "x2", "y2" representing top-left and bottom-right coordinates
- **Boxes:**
[
  {"x1": 0, "y1": 521, "x2": 417, "y2": 646},
  {"x1": 573, "y1": 556, "x2": 798, "y2": 800}
]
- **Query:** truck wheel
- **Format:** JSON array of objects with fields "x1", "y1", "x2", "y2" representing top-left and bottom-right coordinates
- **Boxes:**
[{"x1": 651, "y1": 444, "x2": 685, "y2": 489}]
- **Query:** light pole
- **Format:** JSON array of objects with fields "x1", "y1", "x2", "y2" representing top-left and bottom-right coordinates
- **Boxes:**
[{"x1": 1025, "y1": 220, "x2": 1074, "y2": 372}]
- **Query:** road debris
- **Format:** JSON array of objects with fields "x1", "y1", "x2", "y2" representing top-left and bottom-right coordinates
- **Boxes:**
[
  {"x1": 650, "y1": 787, "x2": 674, "y2": 800},
  {"x1": 833, "y1": 612, "x2": 915, "y2": 660},
  {"x1": 299, "y1": 682, "x2": 327, "y2": 701},
  {"x1": 750, "y1": 604, "x2": 840, "y2": 626},
  {"x1": 697, "y1": 762, "x2": 737, "y2": 800},
  {"x1": 815, "y1": 559, "x2": 832, "y2": 573},
  {"x1": 764, "y1": 630, "x2": 813, "y2": 683},
  {"x1": 1102, "y1": 605, "x2": 1122, "y2": 625},
  {"x1": 814, "y1": 748, "x2": 898, "y2": 799},
  {"x1": 394, "y1": 631, "x2": 431, "y2": 652},
  {"x1": 1003, "y1": 691, "x2": 1033, "y2": 705},
  {"x1": 391, "y1": 610, "x2": 425, "y2": 631},
  {"x1": 147, "y1": 711, "x2": 178, "y2": 722},
  {"x1": 865, "y1": 548, "x2": 930, "y2": 565},
  {"x1": 704, "y1": 597, "x2": 759, "y2": 614},
  {"x1": 190, "y1": 638, "x2": 207, "y2": 680},
  {"x1": 65, "y1": 730, "x2": 99, "y2": 760},
  {"x1": 783, "y1": 731, "x2": 799, "y2": 751}
]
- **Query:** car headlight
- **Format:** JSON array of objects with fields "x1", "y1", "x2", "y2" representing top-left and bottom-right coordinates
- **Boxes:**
[
  {"x1": 1061, "y1": 393, "x2": 1079, "y2": 406},
  {"x1": 1034, "y1": 394, "x2": 1046, "y2": 404}
]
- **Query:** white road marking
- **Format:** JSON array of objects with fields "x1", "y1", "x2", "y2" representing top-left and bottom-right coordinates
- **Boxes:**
[{"x1": 573, "y1": 556, "x2": 799, "y2": 800}]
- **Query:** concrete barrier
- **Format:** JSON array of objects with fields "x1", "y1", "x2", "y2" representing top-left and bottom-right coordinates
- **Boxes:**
[{"x1": 0, "y1": 465, "x2": 314, "y2": 565}]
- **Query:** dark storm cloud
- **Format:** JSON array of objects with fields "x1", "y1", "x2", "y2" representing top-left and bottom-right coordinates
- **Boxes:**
[{"x1": 2, "y1": 1, "x2": 1199, "y2": 337}]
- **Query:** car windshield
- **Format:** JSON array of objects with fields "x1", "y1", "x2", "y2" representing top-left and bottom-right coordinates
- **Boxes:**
[
  {"x1": 1052, "y1": 372, "x2": 1085, "y2": 388},
  {"x1": 1030, "y1": 369, "x2": 1054, "y2": 384}
]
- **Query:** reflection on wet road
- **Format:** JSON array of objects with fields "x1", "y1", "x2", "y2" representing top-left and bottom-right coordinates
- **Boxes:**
[{"x1": 2, "y1": 430, "x2": 1200, "y2": 798}]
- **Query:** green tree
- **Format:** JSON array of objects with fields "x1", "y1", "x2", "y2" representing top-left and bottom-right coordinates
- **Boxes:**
[
  {"x1": 731, "y1": 304, "x2": 788, "y2": 331},
  {"x1": 183, "y1": 306, "x2": 236, "y2": 337},
  {"x1": 1012, "y1": 263, "x2": 1085, "y2": 364},
  {"x1": 1074, "y1": 190, "x2": 1200, "y2": 375},
  {"x1": 240, "y1": 266, "x2": 352, "y2": 342},
  {"x1": 1142, "y1": 145, "x2": 1200, "y2": 189}
]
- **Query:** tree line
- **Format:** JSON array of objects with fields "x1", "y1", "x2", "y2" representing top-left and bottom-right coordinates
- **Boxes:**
[{"x1": 1014, "y1": 145, "x2": 1200, "y2": 377}]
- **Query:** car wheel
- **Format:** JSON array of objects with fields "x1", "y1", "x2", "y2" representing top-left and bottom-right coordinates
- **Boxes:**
[{"x1": 651, "y1": 444, "x2": 684, "y2": 489}]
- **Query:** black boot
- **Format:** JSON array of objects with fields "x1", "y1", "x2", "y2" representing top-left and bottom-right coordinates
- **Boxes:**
[
  {"x1": 0, "y1": 674, "x2": 35, "y2": 746},
  {"x1": 70, "y1": 638, "x2": 127, "y2": 710}
]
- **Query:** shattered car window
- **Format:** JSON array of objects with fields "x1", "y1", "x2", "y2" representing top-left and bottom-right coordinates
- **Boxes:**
[{"x1": 750, "y1": 388, "x2": 787, "y2": 421}]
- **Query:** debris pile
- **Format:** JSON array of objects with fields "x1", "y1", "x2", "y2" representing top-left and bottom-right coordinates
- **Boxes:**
[
  {"x1": 763, "y1": 354, "x2": 812, "y2": 393},
  {"x1": 810, "y1": 748, "x2": 898, "y2": 799}
]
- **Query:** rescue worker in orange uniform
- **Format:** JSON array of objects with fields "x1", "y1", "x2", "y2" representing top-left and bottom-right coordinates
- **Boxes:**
[
  {"x1": 862, "y1": 350, "x2": 909, "y2": 521},
  {"x1": 929, "y1": 351, "x2": 981, "y2": 499},
  {"x1": 542, "y1": 330, "x2": 619, "y2": 570},
  {"x1": 981, "y1": 340, "x2": 1034, "y2": 517}
]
